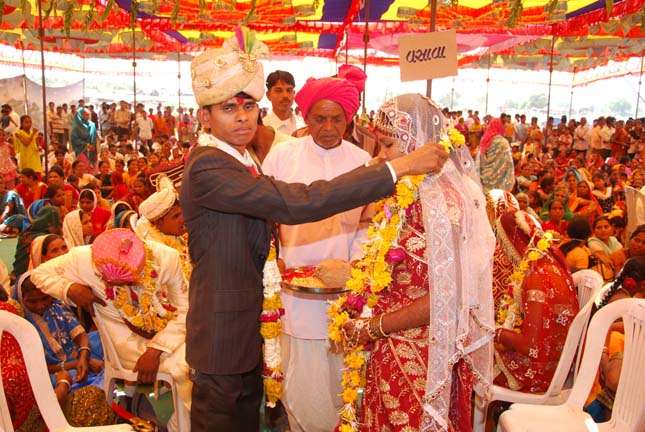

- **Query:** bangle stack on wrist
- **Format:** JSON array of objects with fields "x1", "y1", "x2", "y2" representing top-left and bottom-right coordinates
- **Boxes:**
[
  {"x1": 57, "y1": 378, "x2": 71, "y2": 389},
  {"x1": 60, "y1": 360, "x2": 66, "y2": 371},
  {"x1": 78, "y1": 346, "x2": 91, "y2": 355}
]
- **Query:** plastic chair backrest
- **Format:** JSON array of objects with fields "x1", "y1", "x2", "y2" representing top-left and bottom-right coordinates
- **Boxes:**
[
  {"x1": 571, "y1": 269, "x2": 604, "y2": 376},
  {"x1": 572, "y1": 269, "x2": 603, "y2": 309},
  {"x1": 568, "y1": 299, "x2": 645, "y2": 432},
  {"x1": 538, "y1": 294, "x2": 596, "y2": 399},
  {"x1": 0, "y1": 310, "x2": 69, "y2": 430}
]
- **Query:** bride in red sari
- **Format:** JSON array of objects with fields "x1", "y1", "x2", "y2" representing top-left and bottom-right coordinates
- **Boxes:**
[
  {"x1": 493, "y1": 210, "x2": 579, "y2": 392},
  {"x1": 340, "y1": 94, "x2": 495, "y2": 431}
]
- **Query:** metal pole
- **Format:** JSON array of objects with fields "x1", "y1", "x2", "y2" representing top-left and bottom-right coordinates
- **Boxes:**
[
  {"x1": 177, "y1": 48, "x2": 181, "y2": 109},
  {"x1": 636, "y1": 54, "x2": 644, "y2": 118},
  {"x1": 82, "y1": 56, "x2": 86, "y2": 100},
  {"x1": 485, "y1": 54, "x2": 491, "y2": 115},
  {"x1": 132, "y1": 28, "x2": 137, "y2": 107},
  {"x1": 361, "y1": 0, "x2": 370, "y2": 116},
  {"x1": 425, "y1": 0, "x2": 437, "y2": 98},
  {"x1": 450, "y1": 77, "x2": 455, "y2": 109},
  {"x1": 545, "y1": 34, "x2": 556, "y2": 145},
  {"x1": 37, "y1": 0, "x2": 48, "y2": 174},
  {"x1": 569, "y1": 67, "x2": 575, "y2": 120},
  {"x1": 20, "y1": 45, "x2": 29, "y2": 115}
]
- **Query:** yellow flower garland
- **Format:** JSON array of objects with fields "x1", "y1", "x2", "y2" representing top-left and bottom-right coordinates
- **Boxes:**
[
  {"x1": 147, "y1": 224, "x2": 193, "y2": 282},
  {"x1": 496, "y1": 228, "x2": 555, "y2": 330},
  {"x1": 328, "y1": 127, "x2": 465, "y2": 431},
  {"x1": 110, "y1": 245, "x2": 175, "y2": 334},
  {"x1": 260, "y1": 241, "x2": 284, "y2": 407}
]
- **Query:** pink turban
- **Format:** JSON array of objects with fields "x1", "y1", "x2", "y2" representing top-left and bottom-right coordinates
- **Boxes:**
[{"x1": 295, "y1": 65, "x2": 366, "y2": 122}]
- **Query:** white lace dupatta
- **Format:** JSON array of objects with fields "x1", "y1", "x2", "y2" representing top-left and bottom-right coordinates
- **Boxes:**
[{"x1": 420, "y1": 155, "x2": 495, "y2": 432}]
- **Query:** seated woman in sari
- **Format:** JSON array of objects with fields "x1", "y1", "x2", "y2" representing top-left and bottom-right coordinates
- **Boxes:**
[
  {"x1": 584, "y1": 256, "x2": 645, "y2": 422},
  {"x1": 78, "y1": 188, "x2": 111, "y2": 236},
  {"x1": 62, "y1": 209, "x2": 94, "y2": 248},
  {"x1": 587, "y1": 216, "x2": 623, "y2": 282},
  {"x1": 335, "y1": 93, "x2": 495, "y2": 431},
  {"x1": 609, "y1": 224, "x2": 645, "y2": 272},
  {"x1": 560, "y1": 215, "x2": 594, "y2": 272},
  {"x1": 12, "y1": 206, "x2": 62, "y2": 278},
  {"x1": 540, "y1": 187, "x2": 574, "y2": 222},
  {"x1": 494, "y1": 210, "x2": 579, "y2": 393},
  {"x1": 569, "y1": 180, "x2": 602, "y2": 223},
  {"x1": 14, "y1": 271, "x2": 105, "y2": 392}
]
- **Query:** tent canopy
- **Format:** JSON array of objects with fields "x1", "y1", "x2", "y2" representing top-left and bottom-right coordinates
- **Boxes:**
[{"x1": 0, "y1": 0, "x2": 644, "y2": 71}]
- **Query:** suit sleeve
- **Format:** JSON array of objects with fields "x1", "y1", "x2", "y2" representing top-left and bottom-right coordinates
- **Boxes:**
[{"x1": 189, "y1": 148, "x2": 394, "y2": 225}]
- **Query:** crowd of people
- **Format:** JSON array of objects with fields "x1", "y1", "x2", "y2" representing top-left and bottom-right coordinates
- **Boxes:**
[{"x1": 0, "y1": 28, "x2": 643, "y2": 432}]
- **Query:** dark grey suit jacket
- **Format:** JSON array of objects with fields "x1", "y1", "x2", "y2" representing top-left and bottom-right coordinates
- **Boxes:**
[{"x1": 180, "y1": 146, "x2": 395, "y2": 375}]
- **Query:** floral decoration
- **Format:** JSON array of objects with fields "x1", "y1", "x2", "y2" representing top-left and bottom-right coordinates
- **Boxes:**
[
  {"x1": 260, "y1": 239, "x2": 285, "y2": 407},
  {"x1": 327, "y1": 127, "x2": 466, "y2": 432},
  {"x1": 110, "y1": 245, "x2": 175, "y2": 334}
]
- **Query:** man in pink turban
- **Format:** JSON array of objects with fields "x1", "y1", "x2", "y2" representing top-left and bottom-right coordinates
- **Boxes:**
[
  {"x1": 262, "y1": 65, "x2": 371, "y2": 431},
  {"x1": 295, "y1": 65, "x2": 366, "y2": 124}
]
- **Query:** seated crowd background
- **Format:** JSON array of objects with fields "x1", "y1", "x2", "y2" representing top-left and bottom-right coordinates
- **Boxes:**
[{"x1": 0, "y1": 94, "x2": 643, "y2": 431}]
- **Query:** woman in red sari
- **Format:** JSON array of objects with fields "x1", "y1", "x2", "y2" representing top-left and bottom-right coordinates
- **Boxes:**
[
  {"x1": 77, "y1": 189, "x2": 110, "y2": 236},
  {"x1": 341, "y1": 94, "x2": 495, "y2": 431},
  {"x1": 494, "y1": 210, "x2": 579, "y2": 392}
]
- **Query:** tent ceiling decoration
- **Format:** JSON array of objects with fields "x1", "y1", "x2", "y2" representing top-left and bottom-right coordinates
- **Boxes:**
[{"x1": 0, "y1": 0, "x2": 644, "y2": 71}]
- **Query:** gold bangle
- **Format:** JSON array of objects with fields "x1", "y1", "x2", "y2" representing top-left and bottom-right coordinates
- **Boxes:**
[
  {"x1": 78, "y1": 346, "x2": 91, "y2": 354},
  {"x1": 378, "y1": 313, "x2": 391, "y2": 338},
  {"x1": 366, "y1": 316, "x2": 379, "y2": 341},
  {"x1": 57, "y1": 378, "x2": 71, "y2": 389}
]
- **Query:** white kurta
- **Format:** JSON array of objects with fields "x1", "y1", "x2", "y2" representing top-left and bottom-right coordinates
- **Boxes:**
[
  {"x1": 30, "y1": 240, "x2": 191, "y2": 430},
  {"x1": 263, "y1": 110, "x2": 303, "y2": 136},
  {"x1": 262, "y1": 135, "x2": 371, "y2": 432}
]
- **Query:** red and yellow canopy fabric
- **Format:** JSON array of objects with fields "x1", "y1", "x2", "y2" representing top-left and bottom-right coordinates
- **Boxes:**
[{"x1": 0, "y1": 0, "x2": 643, "y2": 72}]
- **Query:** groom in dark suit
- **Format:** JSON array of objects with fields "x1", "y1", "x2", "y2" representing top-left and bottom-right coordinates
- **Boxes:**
[{"x1": 180, "y1": 33, "x2": 449, "y2": 432}]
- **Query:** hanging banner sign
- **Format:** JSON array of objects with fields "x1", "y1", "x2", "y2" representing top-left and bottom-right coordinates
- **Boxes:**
[{"x1": 398, "y1": 30, "x2": 458, "y2": 82}]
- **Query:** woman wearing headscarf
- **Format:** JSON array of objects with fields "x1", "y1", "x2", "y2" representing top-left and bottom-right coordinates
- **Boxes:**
[
  {"x1": 70, "y1": 107, "x2": 98, "y2": 174},
  {"x1": 478, "y1": 117, "x2": 515, "y2": 192},
  {"x1": 493, "y1": 210, "x2": 579, "y2": 393},
  {"x1": 78, "y1": 189, "x2": 111, "y2": 236},
  {"x1": 1, "y1": 188, "x2": 27, "y2": 222},
  {"x1": 337, "y1": 94, "x2": 495, "y2": 431},
  {"x1": 12, "y1": 205, "x2": 62, "y2": 278},
  {"x1": 62, "y1": 209, "x2": 93, "y2": 248},
  {"x1": 539, "y1": 187, "x2": 574, "y2": 222},
  {"x1": 28, "y1": 233, "x2": 68, "y2": 270}
]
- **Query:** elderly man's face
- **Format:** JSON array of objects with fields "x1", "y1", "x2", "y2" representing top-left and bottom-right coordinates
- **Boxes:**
[
  {"x1": 306, "y1": 99, "x2": 346, "y2": 150},
  {"x1": 199, "y1": 96, "x2": 259, "y2": 153}
]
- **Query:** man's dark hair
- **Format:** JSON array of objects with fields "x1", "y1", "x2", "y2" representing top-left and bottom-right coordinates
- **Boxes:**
[{"x1": 266, "y1": 70, "x2": 295, "y2": 91}]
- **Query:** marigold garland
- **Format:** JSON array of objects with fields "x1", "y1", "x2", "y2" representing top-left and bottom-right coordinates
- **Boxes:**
[
  {"x1": 147, "y1": 224, "x2": 193, "y2": 282},
  {"x1": 496, "y1": 218, "x2": 555, "y2": 331},
  {"x1": 328, "y1": 174, "x2": 424, "y2": 431},
  {"x1": 328, "y1": 129, "x2": 465, "y2": 431},
  {"x1": 260, "y1": 240, "x2": 285, "y2": 407},
  {"x1": 109, "y1": 245, "x2": 175, "y2": 334}
]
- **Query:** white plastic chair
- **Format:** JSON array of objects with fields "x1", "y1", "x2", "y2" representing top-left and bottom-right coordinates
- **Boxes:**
[
  {"x1": 572, "y1": 269, "x2": 604, "y2": 309},
  {"x1": 92, "y1": 305, "x2": 188, "y2": 429},
  {"x1": 473, "y1": 276, "x2": 602, "y2": 432},
  {"x1": 0, "y1": 310, "x2": 133, "y2": 431},
  {"x1": 498, "y1": 298, "x2": 645, "y2": 432}
]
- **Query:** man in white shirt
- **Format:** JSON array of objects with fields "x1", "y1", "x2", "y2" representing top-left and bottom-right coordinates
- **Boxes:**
[
  {"x1": 262, "y1": 70, "x2": 303, "y2": 136},
  {"x1": 1, "y1": 104, "x2": 20, "y2": 136},
  {"x1": 573, "y1": 116, "x2": 591, "y2": 156},
  {"x1": 262, "y1": 66, "x2": 370, "y2": 432},
  {"x1": 590, "y1": 116, "x2": 606, "y2": 159}
]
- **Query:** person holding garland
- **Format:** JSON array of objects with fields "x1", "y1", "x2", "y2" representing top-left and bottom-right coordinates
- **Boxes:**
[
  {"x1": 330, "y1": 93, "x2": 495, "y2": 432},
  {"x1": 181, "y1": 30, "x2": 449, "y2": 432},
  {"x1": 261, "y1": 65, "x2": 371, "y2": 432},
  {"x1": 30, "y1": 228, "x2": 191, "y2": 431}
]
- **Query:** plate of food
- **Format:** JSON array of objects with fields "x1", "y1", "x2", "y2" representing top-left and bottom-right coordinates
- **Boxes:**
[{"x1": 281, "y1": 259, "x2": 351, "y2": 295}]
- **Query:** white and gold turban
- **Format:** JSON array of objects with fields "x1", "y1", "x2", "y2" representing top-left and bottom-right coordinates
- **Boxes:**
[
  {"x1": 138, "y1": 175, "x2": 177, "y2": 222},
  {"x1": 191, "y1": 27, "x2": 271, "y2": 107}
]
